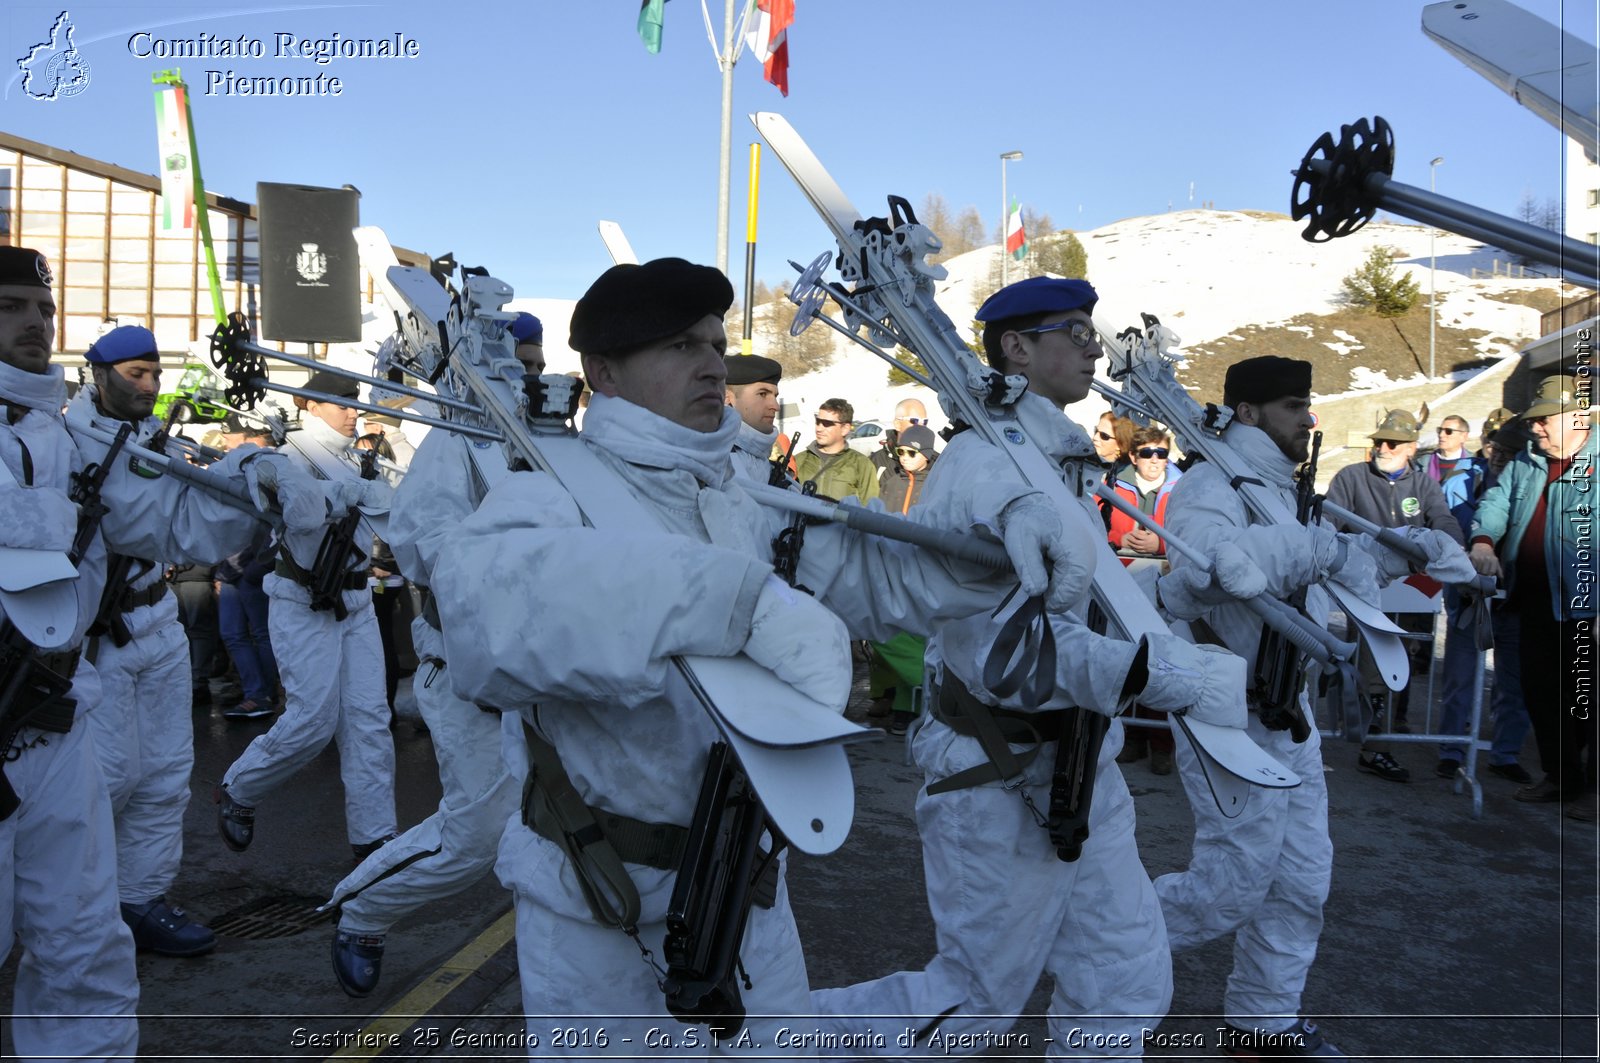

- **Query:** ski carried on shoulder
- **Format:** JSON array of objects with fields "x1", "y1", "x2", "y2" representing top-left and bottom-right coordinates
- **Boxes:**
[
  {"x1": 753, "y1": 111, "x2": 1298, "y2": 813},
  {"x1": 355, "y1": 226, "x2": 870, "y2": 858}
]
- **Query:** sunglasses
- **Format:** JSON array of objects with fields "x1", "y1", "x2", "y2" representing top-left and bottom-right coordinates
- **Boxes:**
[
  {"x1": 814, "y1": 417, "x2": 844, "y2": 428},
  {"x1": 1375, "y1": 439, "x2": 1408, "y2": 449},
  {"x1": 1017, "y1": 319, "x2": 1099, "y2": 348},
  {"x1": 894, "y1": 446, "x2": 923, "y2": 459},
  {"x1": 1095, "y1": 429, "x2": 1116, "y2": 442},
  {"x1": 1438, "y1": 427, "x2": 1463, "y2": 435},
  {"x1": 1135, "y1": 447, "x2": 1170, "y2": 459}
]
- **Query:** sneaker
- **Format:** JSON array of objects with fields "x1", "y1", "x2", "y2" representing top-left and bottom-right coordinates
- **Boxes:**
[
  {"x1": 885, "y1": 711, "x2": 913, "y2": 737},
  {"x1": 1150, "y1": 748, "x2": 1174, "y2": 776},
  {"x1": 222, "y1": 698, "x2": 273, "y2": 720},
  {"x1": 1567, "y1": 794, "x2": 1598, "y2": 822},
  {"x1": 351, "y1": 833, "x2": 398, "y2": 862},
  {"x1": 215, "y1": 786, "x2": 255, "y2": 851},
  {"x1": 1358, "y1": 750, "x2": 1410, "y2": 783},
  {"x1": 121, "y1": 897, "x2": 217, "y2": 958},
  {"x1": 1516, "y1": 777, "x2": 1568, "y2": 803},
  {"x1": 1486, "y1": 762, "x2": 1533, "y2": 785},
  {"x1": 1434, "y1": 758, "x2": 1461, "y2": 780},
  {"x1": 1221, "y1": 1018, "x2": 1344, "y2": 1058},
  {"x1": 331, "y1": 928, "x2": 386, "y2": 997}
]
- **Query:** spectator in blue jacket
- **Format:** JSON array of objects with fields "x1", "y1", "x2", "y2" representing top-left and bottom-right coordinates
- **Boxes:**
[{"x1": 1470, "y1": 374, "x2": 1596, "y2": 819}]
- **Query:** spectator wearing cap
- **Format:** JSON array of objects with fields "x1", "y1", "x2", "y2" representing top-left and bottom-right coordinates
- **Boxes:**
[
  {"x1": 507, "y1": 311, "x2": 544, "y2": 374},
  {"x1": 879, "y1": 423, "x2": 937, "y2": 515},
  {"x1": 218, "y1": 362, "x2": 400, "y2": 862},
  {"x1": 795, "y1": 396, "x2": 880, "y2": 502},
  {"x1": 1324, "y1": 407, "x2": 1465, "y2": 779},
  {"x1": 1471, "y1": 374, "x2": 1598, "y2": 818},
  {"x1": 426, "y1": 256, "x2": 1053, "y2": 1041},
  {"x1": 872, "y1": 397, "x2": 930, "y2": 482},
  {"x1": 723, "y1": 353, "x2": 784, "y2": 482}
]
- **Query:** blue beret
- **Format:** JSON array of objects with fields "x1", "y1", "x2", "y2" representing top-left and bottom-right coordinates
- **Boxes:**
[
  {"x1": 86, "y1": 325, "x2": 159, "y2": 365},
  {"x1": 509, "y1": 312, "x2": 543, "y2": 346},
  {"x1": 974, "y1": 277, "x2": 1098, "y2": 323}
]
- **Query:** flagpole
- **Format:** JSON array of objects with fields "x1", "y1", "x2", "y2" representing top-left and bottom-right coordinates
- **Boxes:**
[{"x1": 715, "y1": 0, "x2": 737, "y2": 275}]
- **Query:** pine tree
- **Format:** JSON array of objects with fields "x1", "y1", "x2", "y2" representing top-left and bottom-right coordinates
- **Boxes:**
[{"x1": 1340, "y1": 245, "x2": 1421, "y2": 317}]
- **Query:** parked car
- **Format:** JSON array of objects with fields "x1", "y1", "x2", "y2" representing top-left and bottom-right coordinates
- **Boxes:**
[{"x1": 846, "y1": 419, "x2": 888, "y2": 456}]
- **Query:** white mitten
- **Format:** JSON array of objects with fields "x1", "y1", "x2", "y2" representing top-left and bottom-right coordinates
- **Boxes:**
[
  {"x1": 1402, "y1": 527, "x2": 1477, "y2": 584},
  {"x1": 326, "y1": 477, "x2": 393, "y2": 515},
  {"x1": 1154, "y1": 541, "x2": 1268, "y2": 621},
  {"x1": 0, "y1": 485, "x2": 78, "y2": 551},
  {"x1": 242, "y1": 454, "x2": 327, "y2": 533},
  {"x1": 1329, "y1": 535, "x2": 1383, "y2": 602},
  {"x1": 995, "y1": 494, "x2": 1095, "y2": 613},
  {"x1": 1136, "y1": 633, "x2": 1248, "y2": 729},
  {"x1": 741, "y1": 574, "x2": 852, "y2": 710}
]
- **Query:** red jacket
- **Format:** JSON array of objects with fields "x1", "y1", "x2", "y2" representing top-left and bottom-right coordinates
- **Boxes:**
[{"x1": 1105, "y1": 468, "x2": 1181, "y2": 559}]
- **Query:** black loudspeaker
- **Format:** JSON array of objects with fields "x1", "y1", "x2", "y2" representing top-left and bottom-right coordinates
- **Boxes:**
[{"x1": 257, "y1": 182, "x2": 361, "y2": 343}]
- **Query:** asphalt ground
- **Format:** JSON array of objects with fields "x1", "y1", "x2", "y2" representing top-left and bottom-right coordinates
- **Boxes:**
[{"x1": 3, "y1": 644, "x2": 1596, "y2": 1062}]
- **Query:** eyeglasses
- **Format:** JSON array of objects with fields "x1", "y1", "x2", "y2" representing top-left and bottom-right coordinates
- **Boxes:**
[
  {"x1": 814, "y1": 417, "x2": 843, "y2": 428},
  {"x1": 894, "y1": 446, "x2": 923, "y2": 459},
  {"x1": 1134, "y1": 447, "x2": 1170, "y2": 459},
  {"x1": 1017, "y1": 319, "x2": 1099, "y2": 348},
  {"x1": 1095, "y1": 430, "x2": 1116, "y2": 442},
  {"x1": 1438, "y1": 427, "x2": 1463, "y2": 435}
]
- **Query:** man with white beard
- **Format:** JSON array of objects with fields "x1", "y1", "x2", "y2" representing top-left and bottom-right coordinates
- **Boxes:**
[
  {"x1": 427, "y1": 257, "x2": 1089, "y2": 1056},
  {"x1": 1324, "y1": 409, "x2": 1463, "y2": 783}
]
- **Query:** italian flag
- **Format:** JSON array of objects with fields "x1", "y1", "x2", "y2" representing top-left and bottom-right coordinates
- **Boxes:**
[
  {"x1": 1005, "y1": 196, "x2": 1027, "y2": 261},
  {"x1": 745, "y1": 0, "x2": 792, "y2": 96},
  {"x1": 153, "y1": 83, "x2": 195, "y2": 231}
]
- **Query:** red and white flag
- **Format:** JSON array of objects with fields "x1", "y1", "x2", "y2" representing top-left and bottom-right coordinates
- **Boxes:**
[{"x1": 745, "y1": 0, "x2": 792, "y2": 96}]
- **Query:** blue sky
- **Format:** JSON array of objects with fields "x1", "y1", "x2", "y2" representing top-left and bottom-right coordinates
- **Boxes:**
[{"x1": 2, "y1": 1, "x2": 1594, "y2": 302}]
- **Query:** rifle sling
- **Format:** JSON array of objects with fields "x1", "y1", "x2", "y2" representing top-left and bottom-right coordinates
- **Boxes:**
[
  {"x1": 518, "y1": 721, "x2": 776, "y2": 929},
  {"x1": 274, "y1": 557, "x2": 371, "y2": 593},
  {"x1": 0, "y1": 647, "x2": 82, "y2": 822},
  {"x1": 925, "y1": 672, "x2": 1066, "y2": 795}
]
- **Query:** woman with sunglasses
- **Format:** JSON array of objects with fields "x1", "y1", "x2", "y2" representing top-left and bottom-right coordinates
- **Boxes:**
[
  {"x1": 869, "y1": 425, "x2": 942, "y2": 735},
  {"x1": 1105, "y1": 426, "x2": 1181, "y2": 562}
]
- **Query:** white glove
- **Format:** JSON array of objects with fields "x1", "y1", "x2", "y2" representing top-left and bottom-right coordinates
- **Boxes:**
[
  {"x1": 326, "y1": 478, "x2": 393, "y2": 515},
  {"x1": 995, "y1": 494, "x2": 1094, "y2": 613},
  {"x1": 242, "y1": 453, "x2": 327, "y2": 533},
  {"x1": 0, "y1": 485, "x2": 78, "y2": 552},
  {"x1": 1328, "y1": 535, "x2": 1383, "y2": 602},
  {"x1": 1155, "y1": 541, "x2": 1268, "y2": 621},
  {"x1": 1136, "y1": 633, "x2": 1248, "y2": 730},
  {"x1": 741, "y1": 574, "x2": 852, "y2": 710},
  {"x1": 1400, "y1": 527, "x2": 1477, "y2": 584}
]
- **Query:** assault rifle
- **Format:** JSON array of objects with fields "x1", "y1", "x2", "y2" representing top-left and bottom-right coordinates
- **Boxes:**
[
  {"x1": 662, "y1": 741, "x2": 775, "y2": 1037},
  {"x1": 0, "y1": 423, "x2": 132, "y2": 819},
  {"x1": 1251, "y1": 431, "x2": 1323, "y2": 741},
  {"x1": 307, "y1": 445, "x2": 379, "y2": 620}
]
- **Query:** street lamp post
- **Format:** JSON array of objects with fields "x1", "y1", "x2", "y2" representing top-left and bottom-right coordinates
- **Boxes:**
[
  {"x1": 1430, "y1": 156, "x2": 1444, "y2": 381},
  {"x1": 1000, "y1": 150, "x2": 1023, "y2": 287}
]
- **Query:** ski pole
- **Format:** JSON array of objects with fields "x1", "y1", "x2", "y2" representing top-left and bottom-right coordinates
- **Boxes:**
[
  {"x1": 1092, "y1": 484, "x2": 1353, "y2": 664},
  {"x1": 1316, "y1": 497, "x2": 1496, "y2": 596},
  {"x1": 739, "y1": 481, "x2": 1012, "y2": 571}
]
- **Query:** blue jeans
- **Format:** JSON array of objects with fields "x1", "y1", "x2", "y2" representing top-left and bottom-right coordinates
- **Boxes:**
[
  {"x1": 218, "y1": 579, "x2": 279, "y2": 703},
  {"x1": 1438, "y1": 594, "x2": 1530, "y2": 765}
]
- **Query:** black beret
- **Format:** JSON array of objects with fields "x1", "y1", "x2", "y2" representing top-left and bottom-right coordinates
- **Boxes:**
[
  {"x1": 569, "y1": 257, "x2": 733, "y2": 356},
  {"x1": 1223, "y1": 356, "x2": 1312, "y2": 408},
  {"x1": 975, "y1": 277, "x2": 1097, "y2": 323},
  {"x1": 0, "y1": 247, "x2": 53, "y2": 288},
  {"x1": 304, "y1": 368, "x2": 361, "y2": 400},
  {"x1": 724, "y1": 354, "x2": 782, "y2": 386}
]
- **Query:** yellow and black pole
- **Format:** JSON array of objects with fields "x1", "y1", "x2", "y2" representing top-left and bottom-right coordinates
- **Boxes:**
[{"x1": 741, "y1": 142, "x2": 761, "y2": 356}]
